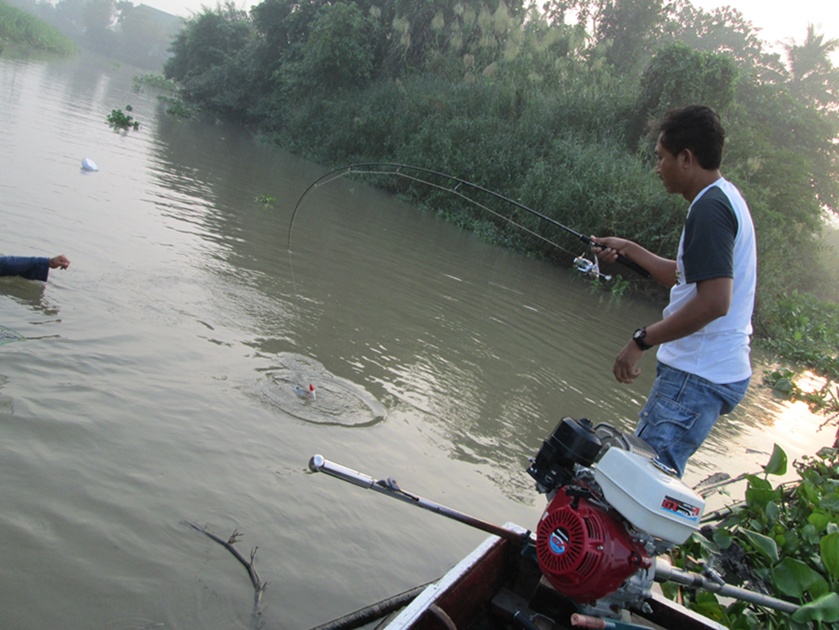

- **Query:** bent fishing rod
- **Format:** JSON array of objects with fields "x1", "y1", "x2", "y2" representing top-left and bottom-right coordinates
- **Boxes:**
[{"x1": 286, "y1": 163, "x2": 650, "y2": 279}]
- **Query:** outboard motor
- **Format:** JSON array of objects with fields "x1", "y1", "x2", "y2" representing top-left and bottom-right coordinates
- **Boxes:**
[{"x1": 527, "y1": 418, "x2": 706, "y2": 617}]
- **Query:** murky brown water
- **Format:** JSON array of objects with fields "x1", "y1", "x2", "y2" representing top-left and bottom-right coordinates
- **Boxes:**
[{"x1": 0, "y1": 52, "x2": 832, "y2": 629}]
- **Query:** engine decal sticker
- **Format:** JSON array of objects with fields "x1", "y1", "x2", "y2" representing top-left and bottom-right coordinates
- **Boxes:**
[
  {"x1": 661, "y1": 495, "x2": 701, "y2": 521},
  {"x1": 549, "y1": 528, "x2": 569, "y2": 555}
]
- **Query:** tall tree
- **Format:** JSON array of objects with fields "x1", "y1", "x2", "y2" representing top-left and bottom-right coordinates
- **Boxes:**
[
  {"x1": 542, "y1": 0, "x2": 668, "y2": 75},
  {"x1": 165, "y1": 2, "x2": 251, "y2": 86},
  {"x1": 296, "y1": 1, "x2": 380, "y2": 90},
  {"x1": 662, "y1": 0, "x2": 782, "y2": 82},
  {"x1": 83, "y1": 0, "x2": 116, "y2": 51},
  {"x1": 53, "y1": 0, "x2": 88, "y2": 38},
  {"x1": 387, "y1": 0, "x2": 523, "y2": 73},
  {"x1": 116, "y1": 3, "x2": 178, "y2": 70},
  {"x1": 782, "y1": 24, "x2": 839, "y2": 109},
  {"x1": 632, "y1": 44, "x2": 738, "y2": 144},
  {"x1": 596, "y1": 0, "x2": 664, "y2": 74}
]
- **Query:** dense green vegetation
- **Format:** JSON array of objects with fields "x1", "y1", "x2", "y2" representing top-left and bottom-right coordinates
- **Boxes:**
[
  {"x1": 160, "y1": 0, "x2": 839, "y2": 386},
  {"x1": 6, "y1": 0, "x2": 181, "y2": 70},
  {"x1": 0, "y1": 0, "x2": 76, "y2": 55},
  {"x1": 677, "y1": 446, "x2": 839, "y2": 628}
]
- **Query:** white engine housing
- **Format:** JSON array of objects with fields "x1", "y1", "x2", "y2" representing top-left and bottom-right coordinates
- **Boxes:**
[{"x1": 593, "y1": 447, "x2": 705, "y2": 545}]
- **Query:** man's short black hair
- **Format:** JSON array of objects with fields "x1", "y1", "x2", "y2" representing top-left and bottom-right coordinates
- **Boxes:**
[{"x1": 657, "y1": 105, "x2": 725, "y2": 170}]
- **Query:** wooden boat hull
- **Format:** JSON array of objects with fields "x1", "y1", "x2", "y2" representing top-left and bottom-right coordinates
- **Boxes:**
[{"x1": 380, "y1": 524, "x2": 727, "y2": 630}]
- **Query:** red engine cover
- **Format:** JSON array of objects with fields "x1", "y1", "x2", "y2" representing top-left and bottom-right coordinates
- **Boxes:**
[{"x1": 536, "y1": 489, "x2": 651, "y2": 602}]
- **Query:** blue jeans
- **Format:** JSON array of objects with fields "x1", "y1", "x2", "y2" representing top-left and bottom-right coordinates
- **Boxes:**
[{"x1": 635, "y1": 362, "x2": 750, "y2": 477}]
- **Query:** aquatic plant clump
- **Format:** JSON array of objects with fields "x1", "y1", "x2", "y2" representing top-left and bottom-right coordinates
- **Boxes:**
[
  {"x1": 107, "y1": 105, "x2": 140, "y2": 132},
  {"x1": 254, "y1": 194, "x2": 276, "y2": 208}
]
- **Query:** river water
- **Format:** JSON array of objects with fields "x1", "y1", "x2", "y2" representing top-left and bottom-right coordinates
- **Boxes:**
[{"x1": 0, "y1": 52, "x2": 833, "y2": 629}]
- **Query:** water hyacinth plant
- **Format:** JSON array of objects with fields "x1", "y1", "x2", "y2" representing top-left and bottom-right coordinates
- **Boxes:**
[
  {"x1": 674, "y1": 445, "x2": 839, "y2": 628},
  {"x1": 106, "y1": 105, "x2": 140, "y2": 132}
]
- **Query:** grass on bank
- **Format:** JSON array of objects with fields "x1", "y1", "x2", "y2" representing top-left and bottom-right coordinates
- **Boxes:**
[{"x1": 0, "y1": 1, "x2": 76, "y2": 56}]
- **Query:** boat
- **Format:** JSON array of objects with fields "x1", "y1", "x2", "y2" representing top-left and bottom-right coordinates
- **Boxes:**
[
  {"x1": 311, "y1": 522, "x2": 727, "y2": 630},
  {"x1": 308, "y1": 418, "x2": 799, "y2": 630}
]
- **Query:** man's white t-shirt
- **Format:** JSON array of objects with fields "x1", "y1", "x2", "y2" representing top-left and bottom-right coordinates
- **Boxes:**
[{"x1": 656, "y1": 178, "x2": 757, "y2": 384}]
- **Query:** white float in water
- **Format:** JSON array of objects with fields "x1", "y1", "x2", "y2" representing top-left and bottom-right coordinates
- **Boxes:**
[
  {"x1": 294, "y1": 384, "x2": 316, "y2": 400},
  {"x1": 81, "y1": 157, "x2": 99, "y2": 172}
]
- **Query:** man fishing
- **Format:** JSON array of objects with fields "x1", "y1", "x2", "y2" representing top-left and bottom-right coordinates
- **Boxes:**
[{"x1": 592, "y1": 105, "x2": 757, "y2": 478}]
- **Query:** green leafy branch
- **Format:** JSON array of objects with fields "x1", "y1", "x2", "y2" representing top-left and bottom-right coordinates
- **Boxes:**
[{"x1": 675, "y1": 445, "x2": 839, "y2": 628}]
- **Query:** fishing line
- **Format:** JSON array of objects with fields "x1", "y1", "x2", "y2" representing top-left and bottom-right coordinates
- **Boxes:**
[
  {"x1": 286, "y1": 162, "x2": 649, "y2": 279},
  {"x1": 292, "y1": 166, "x2": 571, "y2": 254}
]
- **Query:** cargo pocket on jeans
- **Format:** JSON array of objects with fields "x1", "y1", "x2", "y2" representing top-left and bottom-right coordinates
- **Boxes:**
[{"x1": 639, "y1": 395, "x2": 700, "y2": 444}]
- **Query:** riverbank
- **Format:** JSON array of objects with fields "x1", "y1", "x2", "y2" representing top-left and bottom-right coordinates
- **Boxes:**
[{"x1": 0, "y1": 2, "x2": 76, "y2": 56}]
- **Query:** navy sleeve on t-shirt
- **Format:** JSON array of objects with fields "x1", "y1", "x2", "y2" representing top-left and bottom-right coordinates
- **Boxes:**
[{"x1": 682, "y1": 186, "x2": 738, "y2": 284}]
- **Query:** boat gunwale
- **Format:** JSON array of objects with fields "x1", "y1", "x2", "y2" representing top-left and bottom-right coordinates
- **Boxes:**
[
  {"x1": 382, "y1": 522, "x2": 729, "y2": 630},
  {"x1": 383, "y1": 523, "x2": 529, "y2": 628}
]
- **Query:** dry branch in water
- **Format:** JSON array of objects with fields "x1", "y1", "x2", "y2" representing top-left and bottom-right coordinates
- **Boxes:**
[{"x1": 183, "y1": 521, "x2": 266, "y2": 625}]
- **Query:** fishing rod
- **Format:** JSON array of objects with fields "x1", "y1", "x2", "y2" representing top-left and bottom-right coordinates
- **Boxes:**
[{"x1": 287, "y1": 163, "x2": 650, "y2": 279}]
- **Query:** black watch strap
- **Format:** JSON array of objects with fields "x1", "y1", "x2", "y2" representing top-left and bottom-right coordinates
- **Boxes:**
[{"x1": 633, "y1": 327, "x2": 653, "y2": 351}]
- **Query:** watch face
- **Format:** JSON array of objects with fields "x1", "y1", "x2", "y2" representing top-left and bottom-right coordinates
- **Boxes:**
[{"x1": 633, "y1": 328, "x2": 650, "y2": 350}]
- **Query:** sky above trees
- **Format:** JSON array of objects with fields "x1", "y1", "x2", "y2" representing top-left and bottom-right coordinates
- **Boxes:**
[
  {"x1": 692, "y1": 0, "x2": 838, "y2": 61},
  {"x1": 140, "y1": 0, "x2": 837, "y2": 57}
]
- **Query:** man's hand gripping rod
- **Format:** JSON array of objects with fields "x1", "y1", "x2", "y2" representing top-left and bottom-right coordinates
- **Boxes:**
[{"x1": 308, "y1": 455, "x2": 531, "y2": 544}]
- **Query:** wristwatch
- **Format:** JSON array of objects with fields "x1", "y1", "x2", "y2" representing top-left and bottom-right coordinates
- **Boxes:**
[{"x1": 633, "y1": 327, "x2": 653, "y2": 351}]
